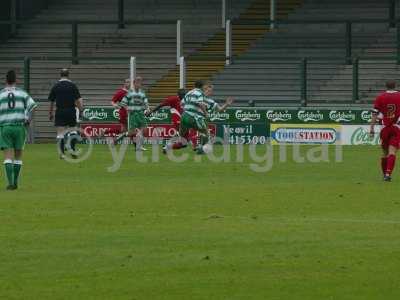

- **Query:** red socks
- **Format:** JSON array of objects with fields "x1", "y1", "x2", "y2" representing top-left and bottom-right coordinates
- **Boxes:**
[
  {"x1": 189, "y1": 135, "x2": 198, "y2": 150},
  {"x1": 386, "y1": 154, "x2": 396, "y2": 176},
  {"x1": 381, "y1": 157, "x2": 388, "y2": 175},
  {"x1": 187, "y1": 130, "x2": 198, "y2": 150}
]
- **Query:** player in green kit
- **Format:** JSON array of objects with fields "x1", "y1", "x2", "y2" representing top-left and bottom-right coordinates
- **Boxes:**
[
  {"x1": 0, "y1": 70, "x2": 37, "y2": 190},
  {"x1": 176, "y1": 80, "x2": 209, "y2": 154},
  {"x1": 201, "y1": 83, "x2": 233, "y2": 152},
  {"x1": 166, "y1": 80, "x2": 233, "y2": 154},
  {"x1": 203, "y1": 83, "x2": 233, "y2": 116},
  {"x1": 115, "y1": 76, "x2": 150, "y2": 151}
]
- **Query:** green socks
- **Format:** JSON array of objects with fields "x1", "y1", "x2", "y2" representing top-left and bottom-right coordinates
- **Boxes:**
[
  {"x1": 4, "y1": 160, "x2": 14, "y2": 187},
  {"x1": 3, "y1": 160, "x2": 22, "y2": 188},
  {"x1": 199, "y1": 134, "x2": 209, "y2": 147},
  {"x1": 13, "y1": 161, "x2": 22, "y2": 187}
]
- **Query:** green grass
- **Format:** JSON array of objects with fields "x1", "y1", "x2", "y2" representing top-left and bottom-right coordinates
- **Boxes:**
[{"x1": 1, "y1": 144, "x2": 400, "y2": 300}]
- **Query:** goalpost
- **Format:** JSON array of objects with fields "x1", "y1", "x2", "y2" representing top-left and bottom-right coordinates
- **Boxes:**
[
  {"x1": 179, "y1": 56, "x2": 186, "y2": 89},
  {"x1": 130, "y1": 56, "x2": 136, "y2": 89}
]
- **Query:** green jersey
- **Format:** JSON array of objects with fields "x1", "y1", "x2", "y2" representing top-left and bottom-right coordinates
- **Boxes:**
[
  {"x1": 119, "y1": 88, "x2": 149, "y2": 112},
  {"x1": 182, "y1": 88, "x2": 208, "y2": 118},
  {"x1": 204, "y1": 97, "x2": 219, "y2": 115},
  {"x1": 0, "y1": 87, "x2": 37, "y2": 126}
]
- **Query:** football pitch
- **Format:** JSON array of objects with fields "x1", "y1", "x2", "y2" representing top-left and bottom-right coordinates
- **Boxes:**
[{"x1": 1, "y1": 144, "x2": 400, "y2": 300}]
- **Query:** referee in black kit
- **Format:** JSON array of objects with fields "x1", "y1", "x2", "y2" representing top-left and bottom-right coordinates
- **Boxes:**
[{"x1": 48, "y1": 69, "x2": 84, "y2": 158}]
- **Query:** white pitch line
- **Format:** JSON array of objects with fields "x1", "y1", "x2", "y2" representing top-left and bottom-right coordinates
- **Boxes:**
[
  {"x1": 3, "y1": 210, "x2": 398, "y2": 226},
  {"x1": 128, "y1": 213, "x2": 400, "y2": 225}
]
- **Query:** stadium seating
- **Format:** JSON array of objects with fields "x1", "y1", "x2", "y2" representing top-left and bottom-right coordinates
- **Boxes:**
[
  {"x1": 0, "y1": 0, "x2": 252, "y2": 139},
  {"x1": 308, "y1": 29, "x2": 398, "y2": 104},
  {"x1": 0, "y1": 0, "x2": 398, "y2": 140},
  {"x1": 211, "y1": 0, "x2": 398, "y2": 106},
  {"x1": 148, "y1": 0, "x2": 303, "y2": 100}
]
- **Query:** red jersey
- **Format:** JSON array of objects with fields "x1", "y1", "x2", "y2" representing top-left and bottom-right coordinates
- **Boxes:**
[
  {"x1": 160, "y1": 95, "x2": 183, "y2": 116},
  {"x1": 111, "y1": 88, "x2": 128, "y2": 123},
  {"x1": 373, "y1": 90, "x2": 400, "y2": 127}
]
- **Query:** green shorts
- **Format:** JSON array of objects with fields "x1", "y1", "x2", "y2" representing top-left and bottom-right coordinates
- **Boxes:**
[
  {"x1": 128, "y1": 111, "x2": 147, "y2": 130},
  {"x1": 0, "y1": 125, "x2": 27, "y2": 151},
  {"x1": 180, "y1": 112, "x2": 207, "y2": 134}
]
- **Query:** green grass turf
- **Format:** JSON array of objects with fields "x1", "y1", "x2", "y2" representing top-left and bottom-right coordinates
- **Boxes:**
[{"x1": 1, "y1": 144, "x2": 400, "y2": 300}]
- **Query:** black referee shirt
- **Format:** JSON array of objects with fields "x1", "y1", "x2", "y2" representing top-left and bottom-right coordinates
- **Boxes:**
[{"x1": 48, "y1": 79, "x2": 81, "y2": 110}]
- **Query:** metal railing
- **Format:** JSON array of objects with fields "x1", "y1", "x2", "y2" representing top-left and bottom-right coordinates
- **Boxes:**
[
  {"x1": 6, "y1": 55, "x2": 395, "y2": 107},
  {"x1": 227, "y1": 18, "x2": 400, "y2": 65},
  {"x1": 1, "y1": 17, "x2": 400, "y2": 107},
  {"x1": 299, "y1": 56, "x2": 364, "y2": 106},
  {"x1": 1, "y1": 18, "x2": 400, "y2": 65},
  {"x1": 0, "y1": 19, "x2": 178, "y2": 64}
]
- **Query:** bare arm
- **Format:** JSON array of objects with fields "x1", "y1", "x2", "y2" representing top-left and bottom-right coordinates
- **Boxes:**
[
  {"x1": 75, "y1": 98, "x2": 84, "y2": 112},
  {"x1": 149, "y1": 103, "x2": 163, "y2": 115},
  {"x1": 217, "y1": 97, "x2": 234, "y2": 112},
  {"x1": 150, "y1": 96, "x2": 173, "y2": 115},
  {"x1": 199, "y1": 102, "x2": 208, "y2": 116},
  {"x1": 370, "y1": 111, "x2": 378, "y2": 138},
  {"x1": 49, "y1": 101, "x2": 55, "y2": 121},
  {"x1": 48, "y1": 86, "x2": 55, "y2": 121}
]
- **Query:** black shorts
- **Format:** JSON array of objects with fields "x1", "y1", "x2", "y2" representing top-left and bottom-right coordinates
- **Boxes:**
[{"x1": 55, "y1": 108, "x2": 77, "y2": 127}]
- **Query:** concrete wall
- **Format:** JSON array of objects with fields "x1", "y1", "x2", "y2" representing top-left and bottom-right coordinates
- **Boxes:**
[
  {"x1": 0, "y1": 0, "x2": 49, "y2": 42},
  {"x1": 0, "y1": 1, "x2": 11, "y2": 42},
  {"x1": 18, "y1": 0, "x2": 49, "y2": 19}
]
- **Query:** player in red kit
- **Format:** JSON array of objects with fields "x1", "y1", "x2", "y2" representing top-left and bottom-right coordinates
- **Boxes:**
[
  {"x1": 147, "y1": 89, "x2": 198, "y2": 150},
  {"x1": 370, "y1": 80, "x2": 400, "y2": 181},
  {"x1": 111, "y1": 78, "x2": 130, "y2": 133}
]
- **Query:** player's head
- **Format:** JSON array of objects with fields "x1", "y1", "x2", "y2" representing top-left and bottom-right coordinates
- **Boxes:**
[
  {"x1": 6, "y1": 70, "x2": 17, "y2": 85},
  {"x1": 202, "y1": 81, "x2": 212, "y2": 93},
  {"x1": 194, "y1": 80, "x2": 212, "y2": 92},
  {"x1": 386, "y1": 80, "x2": 396, "y2": 90},
  {"x1": 134, "y1": 76, "x2": 143, "y2": 89},
  {"x1": 177, "y1": 89, "x2": 186, "y2": 100},
  {"x1": 204, "y1": 84, "x2": 214, "y2": 97},
  {"x1": 194, "y1": 80, "x2": 206, "y2": 89},
  {"x1": 124, "y1": 78, "x2": 130, "y2": 89},
  {"x1": 60, "y1": 68, "x2": 69, "y2": 78}
]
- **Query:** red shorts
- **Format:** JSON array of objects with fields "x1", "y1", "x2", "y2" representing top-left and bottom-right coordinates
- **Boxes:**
[
  {"x1": 171, "y1": 113, "x2": 181, "y2": 130},
  {"x1": 119, "y1": 117, "x2": 127, "y2": 127},
  {"x1": 119, "y1": 108, "x2": 128, "y2": 128},
  {"x1": 380, "y1": 125, "x2": 400, "y2": 149},
  {"x1": 171, "y1": 113, "x2": 198, "y2": 147}
]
